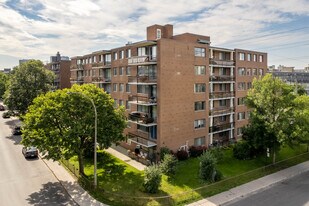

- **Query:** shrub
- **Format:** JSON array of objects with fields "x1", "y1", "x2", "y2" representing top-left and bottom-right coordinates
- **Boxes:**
[
  {"x1": 233, "y1": 141, "x2": 252, "y2": 160},
  {"x1": 199, "y1": 152, "x2": 220, "y2": 182},
  {"x1": 176, "y1": 150, "x2": 189, "y2": 161},
  {"x1": 160, "y1": 154, "x2": 178, "y2": 177},
  {"x1": 189, "y1": 145, "x2": 207, "y2": 157},
  {"x1": 208, "y1": 147, "x2": 224, "y2": 163},
  {"x1": 160, "y1": 146, "x2": 172, "y2": 160},
  {"x1": 143, "y1": 164, "x2": 162, "y2": 193}
]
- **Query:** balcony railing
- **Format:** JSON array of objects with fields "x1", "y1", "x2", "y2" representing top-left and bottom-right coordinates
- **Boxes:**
[
  {"x1": 210, "y1": 75, "x2": 235, "y2": 82},
  {"x1": 210, "y1": 59, "x2": 235, "y2": 66},
  {"x1": 128, "y1": 95, "x2": 156, "y2": 104},
  {"x1": 210, "y1": 92, "x2": 235, "y2": 99},
  {"x1": 128, "y1": 111, "x2": 156, "y2": 124},
  {"x1": 128, "y1": 75, "x2": 157, "y2": 84},
  {"x1": 209, "y1": 122, "x2": 234, "y2": 133},
  {"x1": 91, "y1": 76, "x2": 111, "y2": 83},
  {"x1": 209, "y1": 106, "x2": 234, "y2": 116},
  {"x1": 91, "y1": 62, "x2": 104, "y2": 68},
  {"x1": 70, "y1": 77, "x2": 84, "y2": 83},
  {"x1": 128, "y1": 55, "x2": 157, "y2": 65}
]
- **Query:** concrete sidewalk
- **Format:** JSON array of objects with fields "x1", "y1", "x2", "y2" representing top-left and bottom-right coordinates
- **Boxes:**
[
  {"x1": 187, "y1": 160, "x2": 309, "y2": 206},
  {"x1": 40, "y1": 156, "x2": 108, "y2": 206}
]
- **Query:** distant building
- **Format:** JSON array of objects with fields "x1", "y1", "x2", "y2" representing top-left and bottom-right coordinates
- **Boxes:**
[
  {"x1": 277, "y1": 65, "x2": 294, "y2": 72},
  {"x1": 304, "y1": 65, "x2": 309, "y2": 72},
  {"x1": 0, "y1": 68, "x2": 11, "y2": 74},
  {"x1": 46, "y1": 52, "x2": 71, "y2": 90},
  {"x1": 268, "y1": 65, "x2": 276, "y2": 72},
  {"x1": 19, "y1": 59, "x2": 32, "y2": 66}
]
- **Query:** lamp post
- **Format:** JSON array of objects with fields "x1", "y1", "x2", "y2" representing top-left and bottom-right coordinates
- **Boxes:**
[{"x1": 68, "y1": 92, "x2": 97, "y2": 188}]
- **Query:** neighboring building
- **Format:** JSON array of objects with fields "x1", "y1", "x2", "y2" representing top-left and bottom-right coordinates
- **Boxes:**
[
  {"x1": 19, "y1": 59, "x2": 32, "y2": 65},
  {"x1": 268, "y1": 65, "x2": 276, "y2": 72},
  {"x1": 46, "y1": 52, "x2": 71, "y2": 90},
  {"x1": 278, "y1": 65, "x2": 294, "y2": 72},
  {"x1": 0, "y1": 68, "x2": 11, "y2": 74},
  {"x1": 70, "y1": 24, "x2": 267, "y2": 162}
]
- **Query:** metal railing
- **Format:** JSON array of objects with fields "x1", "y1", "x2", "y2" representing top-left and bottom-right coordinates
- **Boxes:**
[
  {"x1": 210, "y1": 59, "x2": 235, "y2": 66},
  {"x1": 128, "y1": 75, "x2": 157, "y2": 84},
  {"x1": 128, "y1": 55, "x2": 157, "y2": 65},
  {"x1": 128, "y1": 95, "x2": 157, "y2": 104},
  {"x1": 210, "y1": 92, "x2": 235, "y2": 99},
  {"x1": 209, "y1": 107, "x2": 234, "y2": 115},
  {"x1": 210, "y1": 75, "x2": 235, "y2": 81}
]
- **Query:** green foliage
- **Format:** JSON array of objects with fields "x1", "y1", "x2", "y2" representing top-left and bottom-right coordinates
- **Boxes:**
[
  {"x1": 143, "y1": 164, "x2": 162, "y2": 193},
  {"x1": 21, "y1": 84, "x2": 127, "y2": 175},
  {"x1": 233, "y1": 141, "x2": 253, "y2": 160},
  {"x1": 160, "y1": 154, "x2": 178, "y2": 177},
  {"x1": 176, "y1": 150, "x2": 189, "y2": 160},
  {"x1": 4, "y1": 60, "x2": 54, "y2": 115},
  {"x1": 0, "y1": 72, "x2": 9, "y2": 99},
  {"x1": 208, "y1": 147, "x2": 224, "y2": 163},
  {"x1": 199, "y1": 152, "x2": 218, "y2": 182},
  {"x1": 160, "y1": 146, "x2": 172, "y2": 160}
]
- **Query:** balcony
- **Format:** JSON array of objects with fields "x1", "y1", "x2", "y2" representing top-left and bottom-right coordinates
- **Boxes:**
[
  {"x1": 209, "y1": 122, "x2": 234, "y2": 133},
  {"x1": 128, "y1": 56, "x2": 157, "y2": 65},
  {"x1": 128, "y1": 111, "x2": 157, "y2": 126},
  {"x1": 210, "y1": 75, "x2": 235, "y2": 82},
  {"x1": 91, "y1": 62, "x2": 104, "y2": 68},
  {"x1": 210, "y1": 92, "x2": 235, "y2": 99},
  {"x1": 70, "y1": 77, "x2": 84, "y2": 83},
  {"x1": 128, "y1": 75, "x2": 157, "y2": 85},
  {"x1": 91, "y1": 76, "x2": 111, "y2": 83},
  {"x1": 128, "y1": 95, "x2": 156, "y2": 105},
  {"x1": 209, "y1": 106, "x2": 234, "y2": 116},
  {"x1": 210, "y1": 59, "x2": 234, "y2": 67}
]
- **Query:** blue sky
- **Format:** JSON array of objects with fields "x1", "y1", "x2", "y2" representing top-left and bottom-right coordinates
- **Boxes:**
[{"x1": 0, "y1": 0, "x2": 308, "y2": 69}]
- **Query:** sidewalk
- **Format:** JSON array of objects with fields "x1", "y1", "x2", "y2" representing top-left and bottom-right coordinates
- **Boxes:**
[{"x1": 187, "y1": 160, "x2": 309, "y2": 206}]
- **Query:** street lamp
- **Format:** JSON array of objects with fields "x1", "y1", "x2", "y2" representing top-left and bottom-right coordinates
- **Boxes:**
[{"x1": 67, "y1": 92, "x2": 98, "y2": 188}]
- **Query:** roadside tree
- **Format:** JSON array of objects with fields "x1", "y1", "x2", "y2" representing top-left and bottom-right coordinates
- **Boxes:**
[
  {"x1": 0, "y1": 72, "x2": 9, "y2": 99},
  {"x1": 21, "y1": 84, "x2": 127, "y2": 176}
]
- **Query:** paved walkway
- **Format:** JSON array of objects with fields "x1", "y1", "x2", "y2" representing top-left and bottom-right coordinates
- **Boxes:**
[{"x1": 187, "y1": 160, "x2": 309, "y2": 206}]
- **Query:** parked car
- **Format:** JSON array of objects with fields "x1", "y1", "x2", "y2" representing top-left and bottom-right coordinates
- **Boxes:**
[
  {"x1": 12, "y1": 126, "x2": 22, "y2": 135},
  {"x1": 22, "y1": 146, "x2": 38, "y2": 158},
  {"x1": 0, "y1": 104, "x2": 5, "y2": 111}
]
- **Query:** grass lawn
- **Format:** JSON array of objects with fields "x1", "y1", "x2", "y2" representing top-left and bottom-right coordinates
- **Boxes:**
[{"x1": 67, "y1": 144, "x2": 309, "y2": 206}]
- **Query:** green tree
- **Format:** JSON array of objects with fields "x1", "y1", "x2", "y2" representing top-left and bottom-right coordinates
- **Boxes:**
[
  {"x1": 160, "y1": 154, "x2": 178, "y2": 177},
  {"x1": 21, "y1": 84, "x2": 127, "y2": 176},
  {"x1": 4, "y1": 60, "x2": 54, "y2": 115},
  {"x1": 246, "y1": 74, "x2": 308, "y2": 163},
  {"x1": 143, "y1": 164, "x2": 162, "y2": 193},
  {"x1": 0, "y1": 72, "x2": 9, "y2": 99},
  {"x1": 199, "y1": 151, "x2": 221, "y2": 182}
]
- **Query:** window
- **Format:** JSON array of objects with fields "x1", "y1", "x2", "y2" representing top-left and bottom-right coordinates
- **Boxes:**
[
  {"x1": 99, "y1": 55, "x2": 103, "y2": 62},
  {"x1": 113, "y1": 83, "x2": 117, "y2": 92},
  {"x1": 237, "y1": 127, "x2": 243, "y2": 136},
  {"x1": 194, "y1": 48, "x2": 206, "y2": 57},
  {"x1": 194, "y1": 137, "x2": 205, "y2": 146},
  {"x1": 252, "y1": 68, "x2": 257, "y2": 75},
  {"x1": 126, "y1": 66, "x2": 131, "y2": 75},
  {"x1": 238, "y1": 97, "x2": 246, "y2": 105},
  {"x1": 113, "y1": 52, "x2": 118, "y2": 60},
  {"x1": 194, "y1": 83, "x2": 206, "y2": 93},
  {"x1": 238, "y1": 67, "x2": 246, "y2": 76},
  {"x1": 93, "y1": 56, "x2": 96, "y2": 63},
  {"x1": 105, "y1": 54, "x2": 111, "y2": 65},
  {"x1": 253, "y1": 54, "x2": 257, "y2": 62},
  {"x1": 194, "y1": 119, "x2": 206, "y2": 129},
  {"x1": 238, "y1": 82, "x2": 246, "y2": 91},
  {"x1": 219, "y1": 115, "x2": 227, "y2": 122},
  {"x1": 219, "y1": 84, "x2": 227, "y2": 91},
  {"x1": 246, "y1": 68, "x2": 251, "y2": 76},
  {"x1": 137, "y1": 85, "x2": 149, "y2": 94},
  {"x1": 259, "y1": 68, "x2": 263, "y2": 76},
  {"x1": 126, "y1": 49, "x2": 131, "y2": 58},
  {"x1": 126, "y1": 84, "x2": 131, "y2": 92},
  {"x1": 126, "y1": 100, "x2": 131, "y2": 110},
  {"x1": 156, "y1": 29, "x2": 161, "y2": 39},
  {"x1": 89, "y1": 57, "x2": 92, "y2": 64},
  {"x1": 259, "y1": 55, "x2": 263, "y2": 62},
  {"x1": 237, "y1": 112, "x2": 246, "y2": 120},
  {"x1": 195, "y1": 101, "x2": 205, "y2": 111},
  {"x1": 138, "y1": 47, "x2": 147, "y2": 56},
  {"x1": 119, "y1": 83, "x2": 124, "y2": 92},
  {"x1": 219, "y1": 67, "x2": 227, "y2": 75},
  {"x1": 119, "y1": 67, "x2": 124, "y2": 75},
  {"x1": 92, "y1": 69, "x2": 96, "y2": 77},
  {"x1": 219, "y1": 52, "x2": 224, "y2": 60},
  {"x1": 195, "y1": 66, "x2": 206, "y2": 75},
  {"x1": 247, "y1": 54, "x2": 251, "y2": 61},
  {"x1": 119, "y1": 50, "x2": 124, "y2": 59},
  {"x1": 119, "y1": 100, "x2": 124, "y2": 106},
  {"x1": 113, "y1": 68, "x2": 118, "y2": 76},
  {"x1": 219, "y1": 99, "x2": 227, "y2": 106},
  {"x1": 247, "y1": 82, "x2": 252, "y2": 89},
  {"x1": 239, "y1": 52, "x2": 245, "y2": 61}
]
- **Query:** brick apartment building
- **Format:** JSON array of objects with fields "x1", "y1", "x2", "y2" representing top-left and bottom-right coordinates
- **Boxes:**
[
  {"x1": 70, "y1": 24, "x2": 267, "y2": 162},
  {"x1": 46, "y1": 52, "x2": 71, "y2": 90}
]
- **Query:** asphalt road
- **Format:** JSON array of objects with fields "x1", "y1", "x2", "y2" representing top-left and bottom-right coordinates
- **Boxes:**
[
  {"x1": 225, "y1": 170, "x2": 309, "y2": 206},
  {"x1": 0, "y1": 110, "x2": 77, "y2": 206}
]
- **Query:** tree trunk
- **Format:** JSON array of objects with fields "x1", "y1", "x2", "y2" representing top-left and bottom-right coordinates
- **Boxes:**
[{"x1": 78, "y1": 152, "x2": 86, "y2": 176}]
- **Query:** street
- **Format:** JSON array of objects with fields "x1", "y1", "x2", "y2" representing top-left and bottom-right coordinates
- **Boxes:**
[
  {"x1": 0, "y1": 110, "x2": 77, "y2": 206},
  {"x1": 225, "y1": 171, "x2": 309, "y2": 206}
]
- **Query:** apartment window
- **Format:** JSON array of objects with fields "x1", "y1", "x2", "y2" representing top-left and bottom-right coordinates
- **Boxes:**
[
  {"x1": 99, "y1": 55, "x2": 103, "y2": 62},
  {"x1": 253, "y1": 54, "x2": 257, "y2": 62},
  {"x1": 219, "y1": 99, "x2": 227, "y2": 106},
  {"x1": 194, "y1": 119, "x2": 206, "y2": 129},
  {"x1": 237, "y1": 127, "x2": 243, "y2": 136},
  {"x1": 119, "y1": 83, "x2": 124, "y2": 92},
  {"x1": 138, "y1": 47, "x2": 147, "y2": 56},
  {"x1": 195, "y1": 66, "x2": 206, "y2": 75},
  {"x1": 126, "y1": 84, "x2": 131, "y2": 92},
  {"x1": 246, "y1": 68, "x2": 251, "y2": 76},
  {"x1": 220, "y1": 115, "x2": 227, "y2": 122},
  {"x1": 194, "y1": 48, "x2": 206, "y2": 57},
  {"x1": 113, "y1": 52, "x2": 118, "y2": 60},
  {"x1": 259, "y1": 68, "x2": 263, "y2": 76},
  {"x1": 113, "y1": 67, "x2": 117, "y2": 76},
  {"x1": 194, "y1": 83, "x2": 206, "y2": 93},
  {"x1": 237, "y1": 112, "x2": 246, "y2": 120},
  {"x1": 105, "y1": 54, "x2": 111, "y2": 64},
  {"x1": 126, "y1": 100, "x2": 131, "y2": 110},
  {"x1": 194, "y1": 136, "x2": 205, "y2": 146},
  {"x1": 156, "y1": 29, "x2": 162, "y2": 39},
  {"x1": 119, "y1": 50, "x2": 124, "y2": 59},
  {"x1": 113, "y1": 83, "x2": 117, "y2": 92},
  {"x1": 219, "y1": 67, "x2": 227, "y2": 75},
  {"x1": 247, "y1": 82, "x2": 252, "y2": 89},
  {"x1": 247, "y1": 53, "x2": 251, "y2": 61},
  {"x1": 253, "y1": 68, "x2": 257, "y2": 75},
  {"x1": 89, "y1": 57, "x2": 92, "y2": 64},
  {"x1": 85, "y1": 58, "x2": 89, "y2": 64},
  {"x1": 238, "y1": 82, "x2": 246, "y2": 91},
  {"x1": 119, "y1": 67, "x2": 124, "y2": 75},
  {"x1": 126, "y1": 49, "x2": 131, "y2": 58},
  {"x1": 219, "y1": 84, "x2": 228, "y2": 91},
  {"x1": 238, "y1": 97, "x2": 246, "y2": 105},
  {"x1": 93, "y1": 56, "x2": 97, "y2": 63},
  {"x1": 259, "y1": 55, "x2": 263, "y2": 62},
  {"x1": 137, "y1": 85, "x2": 149, "y2": 94},
  {"x1": 92, "y1": 69, "x2": 96, "y2": 77},
  {"x1": 219, "y1": 52, "x2": 224, "y2": 60},
  {"x1": 126, "y1": 66, "x2": 131, "y2": 75},
  {"x1": 238, "y1": 67, "x2": 246, "y2": 76},
  {"x1": 119, "y1": 100, "x2": 124, "y2": 106},
  {"x1": 195, "y1": 101, "x2": 205, "y2": 111},
  {"x1": 239, "y1": 52, "x2": 245, "y2": 61}
]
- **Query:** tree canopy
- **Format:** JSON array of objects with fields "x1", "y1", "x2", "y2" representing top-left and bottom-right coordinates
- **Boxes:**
[
  {"x1": 0, "y1": 72, "x2": 9, "y2": 99},
  {"x1": 21, "y1": 84, "x2": 127, "y2": 175},
  {"x1": 245, "y1": 74, "x2": 309, "y2": 163},
  {"x1": 4, "y1": 60, "x2": 54, "y2": 115}
]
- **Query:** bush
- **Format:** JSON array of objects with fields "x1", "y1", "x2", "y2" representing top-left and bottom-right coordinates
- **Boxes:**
[
  {"x1": 160, "y1": 154, "x2": 178, "y2": 177},
  {"x1": 199, "y1": 152, "x2": 220, "y2": 182},
  {"x1": 233, "y1": 141, "x2": 252, "y2": 160},
  {"x1": 176, "y1": 150, "x2": 189, "y2": 161},
  {"x1": 143, "y1": 164, "x2": 162, "y2": 193},
  {"x1": 189, "y1": 146, "x2": 207, "y2": 157},
  {"x1": 160, "y1": 147, "x2": 172, "y2": 160},
  {"x1": 208, "y1": 147, "x2": 224, "y2": 163}
]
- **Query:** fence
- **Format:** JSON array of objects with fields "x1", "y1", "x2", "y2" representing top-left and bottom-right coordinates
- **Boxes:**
[{"x1": 61, "y1": 152, "x2": 309, "y2": 206}]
